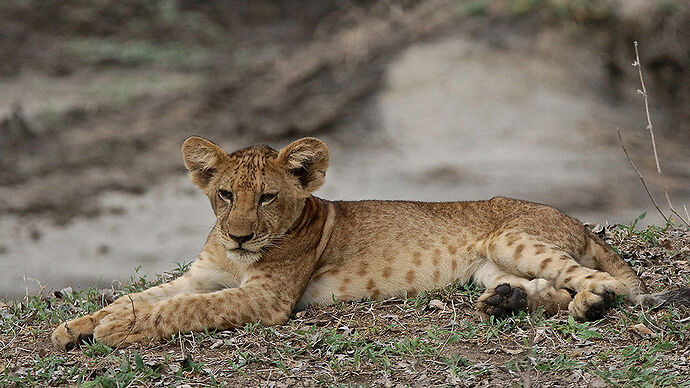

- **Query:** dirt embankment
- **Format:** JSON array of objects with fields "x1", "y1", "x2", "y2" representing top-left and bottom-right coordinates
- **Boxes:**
[{"x1": 0, "y1": 0, "x2": 688, "y2": 223}]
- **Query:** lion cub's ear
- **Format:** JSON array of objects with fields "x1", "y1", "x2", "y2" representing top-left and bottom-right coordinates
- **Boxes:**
[
  {"x1": 181, "y1": 136, "x2": 229, "y2": 189},
  {"x1": 277, "y1": 137, "x2": 329, "y2": 193}
]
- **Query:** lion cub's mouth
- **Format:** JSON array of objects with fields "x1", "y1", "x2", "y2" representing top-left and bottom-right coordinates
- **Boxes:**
[
  {"x1": 229, "y1": 246, "x2": 260, "y2": 254},
  {"x1": 226, "y1": 246, "x2": 262, "y2": 265}
]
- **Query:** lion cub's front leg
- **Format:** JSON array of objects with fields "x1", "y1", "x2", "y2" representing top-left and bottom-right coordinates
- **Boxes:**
[
  {"x1": 51, "y1": 309, "x2": 111, "y2": 351},
  {"x1": 91, "y1": 277, "x2": 293, "y2": 348},
  {"x1": 52, "y1": 266, "x2": 214, "y2": 350}
]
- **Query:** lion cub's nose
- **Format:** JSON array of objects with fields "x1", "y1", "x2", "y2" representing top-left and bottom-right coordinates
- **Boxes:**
[{"x1": 229, "y1": 233, "x2": 254, "y2": 244}]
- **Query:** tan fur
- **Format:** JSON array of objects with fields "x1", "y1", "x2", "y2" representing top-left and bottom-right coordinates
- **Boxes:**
[{"x1": 52, "y1": 136, "x2": 649, "y2": 350}]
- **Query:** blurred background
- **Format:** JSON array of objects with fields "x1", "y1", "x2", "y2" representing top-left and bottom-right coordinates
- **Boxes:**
[{"x1": 1, "y1": 0, "x2": 688, "y2": 300}]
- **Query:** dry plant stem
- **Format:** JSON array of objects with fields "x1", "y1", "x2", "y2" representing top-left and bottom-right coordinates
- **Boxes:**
[
  {"x1": 633, "y1": 42, "x2": 660, "y2": 173},
  {"x1": 116, "y1": 295, "x2": 137, "y2": 348},
  {"x1": 616, "y1": 128, "x2": 668, "y2": 224},
  {"x1": 632, "y1": 41, "x2": 690, "y2": 227}
]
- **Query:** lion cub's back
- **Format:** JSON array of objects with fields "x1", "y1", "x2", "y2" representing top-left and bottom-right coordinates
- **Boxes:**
[{"x1": 298, "y1": 199, "x2": 503, "y2": 307}]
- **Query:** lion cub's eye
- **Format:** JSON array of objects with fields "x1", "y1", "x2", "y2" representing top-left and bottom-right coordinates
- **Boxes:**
[
  {"x1": 259, "y1": 193, "x2": 277, "y2": 206},
  {"x1": 218, "y1": 189, "x2": 233, "y2": 203}
]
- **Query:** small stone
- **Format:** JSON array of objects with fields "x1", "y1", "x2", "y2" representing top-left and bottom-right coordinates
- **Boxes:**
[
  {"x1": 338, "y1": 326, "x2": 352, "y2": 337},
  {"x1": 427, "y1": 299, "x2": 446, "y2": 310},
  {"x1": 54, "y1": 287, "x2": 73, "y2": 299},
  {"x1": 630, "y1": 323, "x2": 655, "y2": 337},
  {"x1": 99, "y1": 289, "x2": 116, "y2": 305},
  {"x1": 13, "y1": 367, "x2": 27, "y2": 376},
  {"x1": 589, "y1": 376, "x2": 607, "y2": 387}
]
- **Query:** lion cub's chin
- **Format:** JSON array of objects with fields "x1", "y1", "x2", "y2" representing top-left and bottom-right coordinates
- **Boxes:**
[{"x1": 226, "y1": 249, "x2": 262, "y2": 265}]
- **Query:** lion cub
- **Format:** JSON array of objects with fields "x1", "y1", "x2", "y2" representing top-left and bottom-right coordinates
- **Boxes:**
[{"x1": 52, "y1": 136, "x2": 688, "y2": 350}]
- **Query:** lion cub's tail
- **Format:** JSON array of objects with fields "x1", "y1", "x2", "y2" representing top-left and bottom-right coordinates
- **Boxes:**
[
  {"x1": 636, "y1": 288, "x2": 690, "y2": 308},
  {"x1": 586, "y1": 230, "x2": 690, "y2": 308}
]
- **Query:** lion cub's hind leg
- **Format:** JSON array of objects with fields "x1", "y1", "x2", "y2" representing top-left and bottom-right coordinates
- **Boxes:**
[
  {"x1": 484, "y1": 229, "x2": 628, "y2": 320},
  {"x1": 473, "y1": 261, "x2": 571, "y2": 320}
]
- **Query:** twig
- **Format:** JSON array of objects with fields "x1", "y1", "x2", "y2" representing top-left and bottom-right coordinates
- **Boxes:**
[
  {"x1": 22, "y1": 277, "x2": 47, "y2": 301},
  {"x1": 115, "y1": 295, "x2": 138, "y2": 348},
  {"x1": 0, "y1": 322, "x2": 24, "y2": 353},
  {"x1": 616, "y1": 128, "x2": 668, "y2": 223},
  {"x1": 632, "y1": 42, "x2": 660, "y2": 172},
  {"x1": 179, "y1": 330, "x2": 186, "y2": 360},
  {"x1": 632, "y1": 42, "x2": 690, "y2": 227}
]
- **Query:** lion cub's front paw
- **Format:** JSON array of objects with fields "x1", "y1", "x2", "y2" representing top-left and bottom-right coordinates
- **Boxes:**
[
  {"x1": 52, "y1": 315, "x2": 98, "y2": 351},
  {"x1": 93, "y1": 303, "x2": 158, "y2": 348}
]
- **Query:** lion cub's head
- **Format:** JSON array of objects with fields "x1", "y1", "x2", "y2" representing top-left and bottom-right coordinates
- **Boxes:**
[{"x1": 182, "y1": 136, "x2": 329, "y2": 264}]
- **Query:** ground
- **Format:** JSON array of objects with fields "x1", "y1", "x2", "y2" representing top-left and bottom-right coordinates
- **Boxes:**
[
  {"x1": 1, "y1": 1, "x2": 689, "y2": 386},
  {"x1": 2, "y1": 222, "x2": 689, "y2": 387}
]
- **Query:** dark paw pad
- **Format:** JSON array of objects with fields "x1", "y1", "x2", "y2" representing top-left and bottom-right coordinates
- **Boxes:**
[
  {"x1": 584, "y1": 290, "x2": 615, "y2": 321},
  {"x1": 481, "y1": 283, "x2": 528, "y2": 319}
]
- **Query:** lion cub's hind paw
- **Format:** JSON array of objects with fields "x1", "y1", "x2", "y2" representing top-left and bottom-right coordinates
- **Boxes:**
[{"x1": 477, "y1": 283, "x2": 528, "y2": 320}]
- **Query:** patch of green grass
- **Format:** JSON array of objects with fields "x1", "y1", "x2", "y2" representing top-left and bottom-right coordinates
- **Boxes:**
[
  {"x1": 1, "y1": 354, "x2": 71, "y2": 386},
  {"x1": 529, "y1": 351, "x2": 584, "y2": 372},
  {"x1": 477, "y1": 311, "x2": 529, "y2": 340},
  {"x1": 81, "y1": 341, "x2": 113, "y2": 357},
  {"x1": 615, "y1": 212, "x2": 674, "y2": 246},
  {"x1": 407, "y1": 290, "x2": 432, "y2": 308},
  {"x1": 66, "y1": 38, "x2": 211, "y2": 69},
  {"x1": 122, "y1": 265, "x2": 160, "y2": 294},
  {"x1": 460, "y1": 0, "x2": 617, "y2": 22},
  {"x1": 594, "y1": 342, "x2": 686, "y2": 387},
  {"x1": 441, "y1": 353, "x2": 472, "y2": 377},
  {"x1": 1, "y1": 287, "x2": 105, "y2": 334},
  {"x1": 121, "y1": 262, "x2": 190, "y2": 294},
  {"x1": 458, "y1": 0, "x2": 690, "y2": 27},
  {"x1": 549, "y1": 315, "x2": 603, "y2": 341},
  {"x1": 652, "y1": 306, "x2": 690, "y2": 341},
  {"x1": 84, "y1": 72, "x2": 204, "y2": 107},
  {"x1": 82, "y1": 352, "x2": 162, "y2": 388}
]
